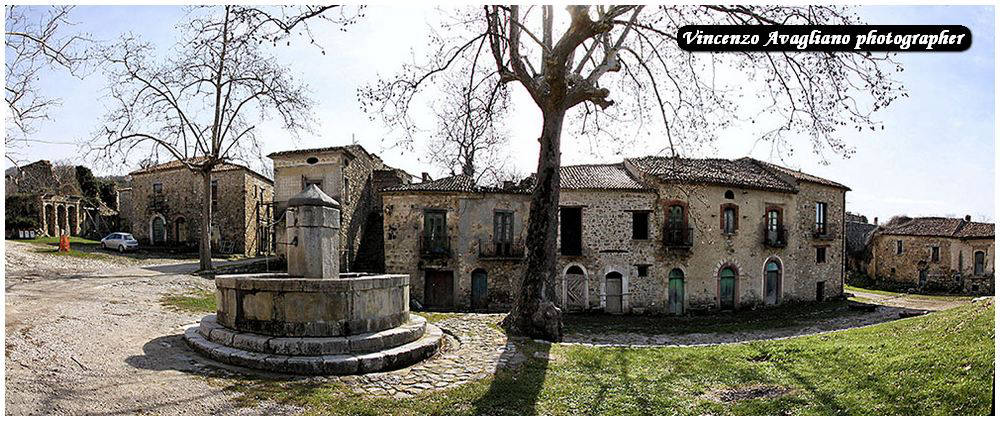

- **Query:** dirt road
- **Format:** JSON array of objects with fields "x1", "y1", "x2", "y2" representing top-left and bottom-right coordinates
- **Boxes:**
[{"x1": 4, "y1": 241, "x2": 299, "y2": 415}]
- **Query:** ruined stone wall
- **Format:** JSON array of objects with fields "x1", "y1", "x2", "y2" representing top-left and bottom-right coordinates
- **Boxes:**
[
  {"x1": 242, "y1": 172, "x2": 275, "y2": 256},
  {"x1": 128, "y1": 167, "x2": 262, "y2": 255}
]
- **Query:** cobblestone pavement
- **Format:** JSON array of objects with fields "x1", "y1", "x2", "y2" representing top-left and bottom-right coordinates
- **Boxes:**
[{"x1": 335, "y1": 314, "x2": 525, "y2": 398}]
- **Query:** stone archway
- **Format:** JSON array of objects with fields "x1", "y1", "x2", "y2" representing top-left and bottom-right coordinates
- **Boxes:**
[
  {"x1": 67, "y1": 205, "x2": 78, "y2": 236},
  {"x1": 44, "y1": 204, "x2": 56, "y2": 236},
  {"x1": 56, "y1": 205, "x2": 66, "y2": 236},
  {"x1": 174, "y1": 217, "x2": 187, "y2": 243},
  {"x1": 150, "y1": 214, "x2": 166, "y2": 244}
]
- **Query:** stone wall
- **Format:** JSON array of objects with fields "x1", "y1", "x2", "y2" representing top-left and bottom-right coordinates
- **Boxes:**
[
  {"x1": 272, "y1": 147, "x2": 400, "y2": 272},
  {"x1": 382, "y1": 191, "x2": 530, "y2": 311},
  {"x1": 127, "y1": 166, "x2": 272, "y2": 255},
  {"x1": 868, "y1": 233, "x2": 994, "y2": 294},
  {"x1": 383, "y1": 177, "x2": 847, "y2": 313}
]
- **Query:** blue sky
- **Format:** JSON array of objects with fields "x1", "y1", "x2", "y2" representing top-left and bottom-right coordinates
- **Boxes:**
[{"x1": 6, "y1": 5, "x2": 995, "y2": 223}]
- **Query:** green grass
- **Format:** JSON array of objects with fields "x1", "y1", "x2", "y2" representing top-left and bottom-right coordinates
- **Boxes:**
[
  {"x1": 845, "y1": 285, "x2": 974, "y2": 302},
  {"x1": 161, "y1": 289, "x2": 216, "y2": 314},
  {"x1": 16, "y1": 235, "x2": 101, "y2": 246},
  {"x1": 564, "y1": 300, "x2": 852, "y2": 336},
  {"x1": 224, "y1": 300, "x2": 995, "y2": 415},
  {"x1": 30, "y1": 248, "x2": 110, "y2": 260}
]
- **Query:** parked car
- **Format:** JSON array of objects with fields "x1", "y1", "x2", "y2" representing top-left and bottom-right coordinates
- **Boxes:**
[{"x1": 101, "y1": 232, "x2": 139, "y2": 253}]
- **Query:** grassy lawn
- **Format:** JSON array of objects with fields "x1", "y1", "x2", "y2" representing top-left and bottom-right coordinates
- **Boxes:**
[
  {"x1": 845, "y1": 285, "x2": 974, "y2": 302},
  {"x1": 30, "y1": 248, "x2": 110, "y2": 260},
  {"x1": 161, "y1": 289, "x2": 216, "y2": 314},
  {"x1": 15, "y1": 235, "x2": 101, "y2": 246},
  {"x1": 564, "y1": 300, "x2": 854, "y2": 336},
  {"x1": 224, "y1": 300, "x2": 994, "y2": 415}
]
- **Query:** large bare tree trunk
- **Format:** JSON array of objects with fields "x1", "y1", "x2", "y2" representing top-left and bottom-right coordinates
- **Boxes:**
[
  {"x1": 501, "y1": 109, "x2": 565, "y2": 341},
  {"x1": 200, "y1": 170, "x2": 214, "y2": 271}
]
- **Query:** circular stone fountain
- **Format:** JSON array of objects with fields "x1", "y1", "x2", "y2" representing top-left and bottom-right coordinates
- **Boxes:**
[{"x1": 184, "y1": 185, "x2": 442, "y2": 375}]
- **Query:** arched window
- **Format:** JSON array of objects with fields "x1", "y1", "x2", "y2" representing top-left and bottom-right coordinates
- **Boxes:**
[
  {"x1": 974, "y1": 251, "x2": 986, "y2": 276},
  {"x1": 668, "y1": 268, "x2": 685, "y2": 315},
  {"x1": 764, "y1": 260, "x2": 782, "y2": 305},
  {"x1": 719, "y1": 267, "x2": 736, "y2": 309},
  {"x1": 724, "y1": 190, "x2": 735, "y2": 199}
]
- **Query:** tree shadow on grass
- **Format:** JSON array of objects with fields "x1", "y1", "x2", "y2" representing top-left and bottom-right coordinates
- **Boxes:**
[{"x1": 472, "y1": 336, "x2": 551, "y2": 415}]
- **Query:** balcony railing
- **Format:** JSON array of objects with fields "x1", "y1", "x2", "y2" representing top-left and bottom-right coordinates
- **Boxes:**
[
  {"x1": 813, "y1": 222, "x2": 834, "y2": 239},
  {"x1": 420, "y1": 235, "x2": 451, "y2": 257},
  {"x1": 762, "y1": 225, "x2": 787, "y2": 247},
  {"x1": 663, "y1": 226, "x2": 694, "y2": 249},
  {"x1": 478, "y1": 238, "x2": 525, "y2": 260}
]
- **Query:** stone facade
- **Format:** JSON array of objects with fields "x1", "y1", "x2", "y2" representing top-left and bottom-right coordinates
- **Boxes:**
[
  {"x1": 269, "y1": 145, "x2": 411, "y2": 272},
  {"x1": 866, "y1": 216, "x2": 994, "y2": 294},
  {"x1": 126, "y1": 159, "x2": 274, "y2": 256},
  {"x1": 382, "y1": 158, "x2": 849, "y2": 314}
]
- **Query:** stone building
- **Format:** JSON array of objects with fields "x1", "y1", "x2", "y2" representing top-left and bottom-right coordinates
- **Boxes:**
[
  {"x1": 845, "y1": 213, "x2": 878, "y2": 273},
  {"x1": 5, "y1": 160, "x2": 86, "y2": 237},
  {"x1": 866, "y1": 216, "x2": 994, "y2": 294},
  {"x1": 268, "y1": 144, "x2": 412, "y2": 272},
  {"x1": 125, "y1": 158, "x2": 274, "y2": 256},
  {"x1": 382, "y1": 156, "x2": 849, "y2": 314}
]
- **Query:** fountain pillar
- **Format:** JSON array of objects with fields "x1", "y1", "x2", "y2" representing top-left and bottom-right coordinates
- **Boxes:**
[{"x1": 285, "y1": 184, "x2": 340, "y2": 278}]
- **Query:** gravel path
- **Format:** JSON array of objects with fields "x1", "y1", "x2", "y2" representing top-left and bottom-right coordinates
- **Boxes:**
[{"x1": 4, "y1": 240, "x2": 301, "y2": 415}]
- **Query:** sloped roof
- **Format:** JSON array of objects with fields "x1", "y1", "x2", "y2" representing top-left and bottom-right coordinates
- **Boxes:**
[
  {"x1": 880, "y1": 217, "x2": 995, "y2": 239},
  {"x1": 129, "y1": 157, "x2": 272, "y2": 182},
  {"x1": 267, "y1": 144, "x2": 366, "y2": 160},
  {"x1": 382, "y1": 174, "x2": 478, "y2": 193},
  {"x1": 627, "y1": 156, "x2": 798, "y2": 193},
  {"x1": 748, "y1": 158, "x2": 850, "y2": 191},
  {"x1": 560, "y1": 164, "x2": 652, "y2": 191}
]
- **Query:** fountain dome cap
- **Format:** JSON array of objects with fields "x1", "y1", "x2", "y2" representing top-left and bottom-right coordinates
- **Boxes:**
[{"x1": 288, "y1": 184, "x2": 341, "y2": 208}]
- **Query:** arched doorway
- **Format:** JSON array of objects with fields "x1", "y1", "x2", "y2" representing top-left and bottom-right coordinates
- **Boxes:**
[
  {"x1": 174, "y1": 217, "x2": 187, "y2": 243},
  {"x1": 668, "y1": 268, "x2": 685, "y2": 315},
  {"x1": 56, "y1": 205, "x2": 66, "y2": 235},
  {"x1": 67, "y1": 205, "x2": 78, "y2": 235},
  {"x1": 764, "y1": 259, "x2": 782, "y2": 305},
  {"x1": 564, "y1": 265, "x2": 587, "y2": 311},
  {"x1": 150, "y1": 215, "x2": 166, "y2": 244},
  {"x1": 604, "y1": 271, "x2": 623, "y2": 314},
  {"x1": 719, "y1": 267, "x2": 737, "y2": 310},
  {"x1": 44, "y1": 204, "x2": 56, "y2": 236},
  {"x1": 471, "y1": 269, "x2": 488, "y2": 310}
]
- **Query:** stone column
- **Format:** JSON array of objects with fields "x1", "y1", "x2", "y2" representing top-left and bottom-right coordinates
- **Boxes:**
[{"x1": 285, "y1": 184, "x2": 341, "y2": 279}]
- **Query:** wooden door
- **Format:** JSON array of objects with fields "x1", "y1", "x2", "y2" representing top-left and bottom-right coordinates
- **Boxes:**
[
  {"x1": 424, "y1": 270, "x2": 454, "y2": 308},
  {"x1": 605, "y1": 272, "x2": 623, "y2": 314},
  {"x1": 565, "y1": 269, "x2": 587, "y2": 311},
  {"x1": 720, "y1": 268, "x2": 736, "y2": 310},
  {"x1": 668, "y1": 269, "x2": 684, "y2": 315},
  {"x1": 471, "y1": 270, "x2": 488, "y2": 310},
  {"x1": 765, "y1": 262, "x2": 780, "y2": 305}
]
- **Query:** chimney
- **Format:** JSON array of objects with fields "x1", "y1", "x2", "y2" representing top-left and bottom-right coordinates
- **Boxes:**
[
  {"x1": 873, "y1": 217, "x2": 878, "y2": 226},
  {"x1": 421, "y1": 172, "x2": 431, "y2": 183},
  {"x1": 965, "y1": 215, "x2": 971, "y2": 222}
]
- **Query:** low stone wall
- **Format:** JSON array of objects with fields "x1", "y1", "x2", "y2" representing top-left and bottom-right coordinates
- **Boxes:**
[{"x1": 215, "y1": 273, "x2": 410, "y2": 337}]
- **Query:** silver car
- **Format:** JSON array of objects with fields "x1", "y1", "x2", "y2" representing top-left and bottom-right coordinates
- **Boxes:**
[{"x1": 101, "y1": 232, "x2": 139, "y2": 253}]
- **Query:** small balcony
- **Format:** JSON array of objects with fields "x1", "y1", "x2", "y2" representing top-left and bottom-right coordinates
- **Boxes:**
[
  {"x1": 762, "y1": 225, "x2": 787, "y2": 247},
  {"x1": 478, "y1": 238, "x2": 525, "y2": 260},
  {"x1": 813, "y1": 223, "x2": 834, "y2": 240},
  {"x1": 420, "y1": 235, "x2": 451, "y2": 258},
  {"x1": 663, "y1": 226, "x2": 694, "y2": 249}
]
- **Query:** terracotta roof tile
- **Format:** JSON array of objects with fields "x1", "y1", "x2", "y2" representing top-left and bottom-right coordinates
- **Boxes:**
[
  {"x1": 382, "y1": 174, "x2": 478, "y2": 193},
  {"x1": 560, "y1": 164, "x2": 651, "y2": 190},
  {"x1": 128, "y1": 157, "x2": 272, "y2": 182},
  {"x1": 748, "y1": 158, "x2": 850, "y2": 190},
  {"x1": 627, "y1": 156, "x2": 798, "y2": 193},
  {"x1": 880, "y1": 216, "x2": 995, "y2": 239}
]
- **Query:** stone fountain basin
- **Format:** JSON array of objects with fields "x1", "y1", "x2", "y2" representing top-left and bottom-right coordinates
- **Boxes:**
[{"x1": 215, "y1": 273, "x2": 410, "y2": 337}]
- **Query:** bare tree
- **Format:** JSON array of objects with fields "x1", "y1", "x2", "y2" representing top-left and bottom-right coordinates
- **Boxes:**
[
  {"x1": 362, "y1": 5, "x2": 904, "y2": 340},
  {"x1": 89, "y1": 5, "x2": 363, "y2": 270},
  {"x1": 5, "y1": 5, "x2": 91, "y2": 166}
]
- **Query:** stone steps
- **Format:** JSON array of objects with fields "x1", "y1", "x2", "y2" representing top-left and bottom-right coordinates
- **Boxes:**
[
  {"x1": 196, "y1": 314, "x2": 428, "y2": 356},
  {"x1": 183, "y1": 315, "x2": 443, "y2": 375}
]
